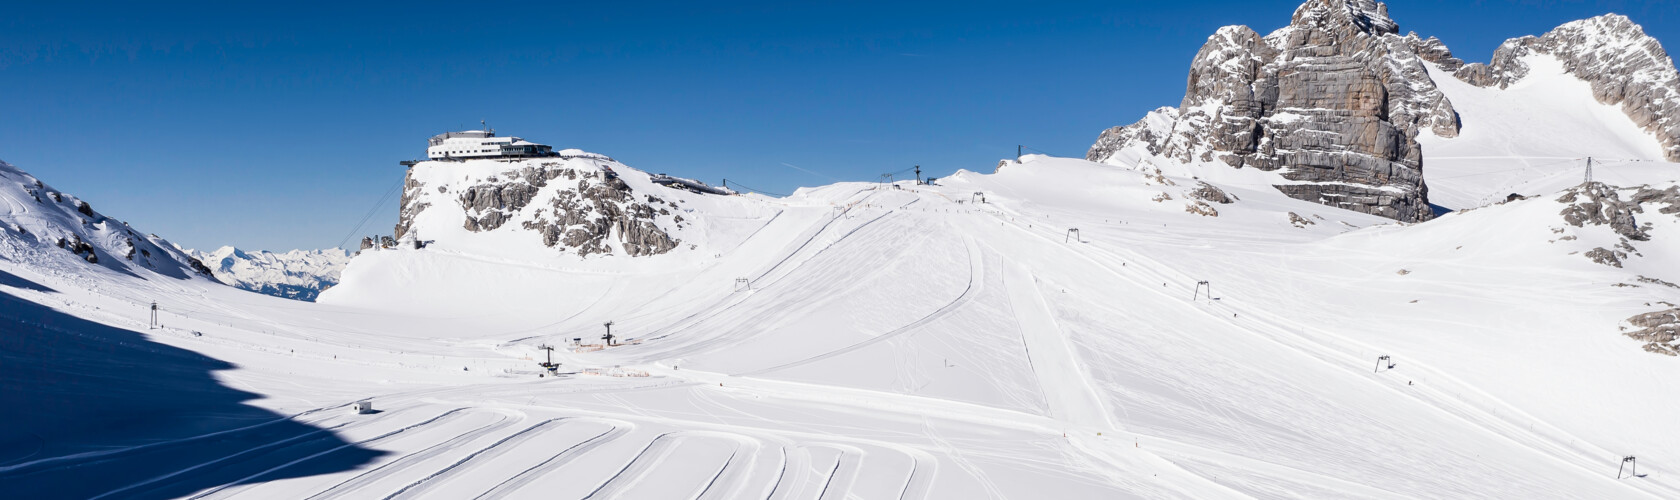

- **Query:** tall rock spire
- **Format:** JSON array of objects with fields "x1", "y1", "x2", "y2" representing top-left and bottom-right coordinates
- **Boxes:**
[{"x1": 1089, "y1": 0, "x2": 1457, "y2": 222}]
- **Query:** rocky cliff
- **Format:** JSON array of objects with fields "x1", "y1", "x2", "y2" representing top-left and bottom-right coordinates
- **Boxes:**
[
  {"x1": 393, "y1": 151, "x2": 691, "y2": 258},
  {"x1": 1555, "y1": 181, "x2": 1680, "y2": 268},
  {"x1": 1090, "y1": 0, "x2": 1455, "y2": 222}
]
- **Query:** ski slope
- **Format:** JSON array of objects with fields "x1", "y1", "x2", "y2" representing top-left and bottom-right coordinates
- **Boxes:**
[
  {"x1": 1421, "y1": 54, "x2": 1674, "y2": 209},
  {"x1": 3, "y1": 150, "x2": 1678, "y2": 498}
]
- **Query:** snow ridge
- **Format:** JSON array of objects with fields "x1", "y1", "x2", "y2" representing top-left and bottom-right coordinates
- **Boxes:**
[
  {"x1": 0, "y1": 159, "x2": 215, "y2": 281},
  {"x1": 395, "y1": 155, "x2": 693, "y2": 258}
]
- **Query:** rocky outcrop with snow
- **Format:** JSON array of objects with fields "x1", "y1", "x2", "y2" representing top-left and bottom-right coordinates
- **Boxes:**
[
  {"x1": 393, "y1": 151, "x2": 699, "y2": 259},
  {"x1": 0, "y1": 159, "x2": 215, "y2": 280},
  {"x1": 1555, "y1": 182, "x2": 1680, "y2": 268},
  {"x1": 1409, "y1": 14, "x2": 1680, "y2": 162},
  {"x1": 1089, "y1": 0, "x2": 1457, "y2": 222},
  {"x1": 1541, "y1": 179, "x2": 1680, "y2": 356},
  {"x1": 188, "y1": 246, "x2": 351, "y2": 301},
  {"x1": 1625, "y1": 307, "x2": 1680, "y2": 356}
]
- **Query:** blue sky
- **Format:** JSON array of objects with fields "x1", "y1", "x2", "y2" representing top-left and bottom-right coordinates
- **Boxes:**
[{"x1": 2, "y1": 0, "x2": 1674, "y2": 251}]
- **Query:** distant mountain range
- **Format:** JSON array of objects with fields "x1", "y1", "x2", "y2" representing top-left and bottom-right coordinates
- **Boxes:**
[{"x1": 187, "y1": 246, "x2": 351, "y2": 302}]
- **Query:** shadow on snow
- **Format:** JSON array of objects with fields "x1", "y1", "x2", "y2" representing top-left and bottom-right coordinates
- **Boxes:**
[{"x1": 0, "y1": 281, "x2": 386, "y2": 499}]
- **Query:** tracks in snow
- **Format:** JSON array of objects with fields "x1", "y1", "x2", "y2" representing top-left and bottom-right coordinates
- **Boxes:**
[
  {"x1": 1002, "y1": 259, "x2": 1113, "y2": 429},
  {"x1": 737, "y1": 234, "x2": 983, "y2": 376},
  {"x1": 472, "y1": 419, "x2": 634, "y2": 500}
]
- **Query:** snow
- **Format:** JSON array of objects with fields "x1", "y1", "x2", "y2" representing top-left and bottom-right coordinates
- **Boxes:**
[
  {"x1": 9, "y1": 18, "x2": 1680, "y2": 494},
  {"x1": 5, "y1": 142, "x2": 1679, "y2": 498},
  {"x1": 187, "y1": 246, "x2": 351, "y2": 302},
  {"x1": 1421, "y1": 55, "x2": 1675, "y2": 209},
  {"x1": 0, "y1": 159, "x2": 214, "y2": 282}
]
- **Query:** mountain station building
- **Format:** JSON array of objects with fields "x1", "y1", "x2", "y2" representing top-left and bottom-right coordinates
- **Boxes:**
[{"x1": 426, "y1": 126, "x2": 554, "y2": 161}]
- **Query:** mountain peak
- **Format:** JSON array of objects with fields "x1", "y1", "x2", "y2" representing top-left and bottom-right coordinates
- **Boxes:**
[
  {"x1": 1289, "y1": 0, "x2": 1398, "y2": 38},
  {"x1": 1087, "y1": 0, "x2": 1451, "y2": 222},
  {"x1": 0, "y1": 159, "x2": 215, "y2": 279},
  {"x1": 1434, "y1": 12, "x2": 1680, "y2": 161},
  {"x1": 1558, "y1": 13, "x2": 1641, "y2": 36}
]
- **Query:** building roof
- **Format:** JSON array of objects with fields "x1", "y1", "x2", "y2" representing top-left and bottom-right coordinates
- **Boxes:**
[{"x1": 428, "y1": 130, "x2": 496, "y2": 146}]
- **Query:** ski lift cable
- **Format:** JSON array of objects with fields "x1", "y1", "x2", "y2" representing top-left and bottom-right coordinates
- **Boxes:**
[
  {"x1": 1601, "y1": 166, "x2": 1643, "y2": 186},
  {"x1": 778, "y1": 162, "x2": 843, "y2": 182},
  {"x1": 1429, "y1": 158, "x2": 1580, "y2": 179},
  {"x1": 335, "y1": 178, "x2": 405, "y2": 250},
  {"x1": 728, "y1": 181, "x2": 788, "y2": 197},
  {"x1": 1427, "y1": 155, "x2": 1582, "y2": 160}
]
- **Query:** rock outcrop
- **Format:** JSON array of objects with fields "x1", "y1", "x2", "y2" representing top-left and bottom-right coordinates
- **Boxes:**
[
  {"x1": 1189, "y1": 181, "x2": 1235, "y2": 204},
  {"x1": 1557, "y1": 182, "x2": 1649, "y2": 241},
  {"x1": 1555, "y1": 182, "x2": 1680, "y2": 268},
  {"x1": 1624, "y1": 308, "x2": 1680, "y2": 356},
  {"x1": 1088, "y1": 0, "x2": 1456, "y2": 222},
  {"x1": 395, "y1": 157, "x2": 685, "y2": 258}
]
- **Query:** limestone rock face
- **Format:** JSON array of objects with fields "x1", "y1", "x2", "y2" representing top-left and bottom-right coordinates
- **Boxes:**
[
  {"x1": 1554, "y1": 181, "x2": 1680, "y2": 269},
  {"x1": 1087, "y1": 107, "x2": 1175, "y2": 166},
  {"x1": 1625, "y1": 308, "x2": 1680, "y2": 356},
  {"x1": 1403, "y1": 34, "x2": 1461, "y2": 71},
  {"x1": 1190, "y1": 181, "x2": 1234, "y2": 204},
  {"x1": 1088, "y1": 0, "x2": 1456, "y2": 222},
  {"x1": 1557, "y1": 182, "x2": 1649, "y2": 241},
  {"x1": 1429, "y1": 15, "x2": 1680, "y2": 161},
  {"x1": 395, "y1": 158, "x2": 684, "y2": 258},
  {"x1": 518, "y1": 176, "x2": 679, "y2": 257}
]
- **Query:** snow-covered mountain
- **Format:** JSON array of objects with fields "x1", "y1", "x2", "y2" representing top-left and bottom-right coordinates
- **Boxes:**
[
  {"x1": 1411, "y1": 13, "x2": 1680, "y2": 160},
  {"x1": 1413, "y1": 13, "x2": 1680, "y2": 210},
  {"x1": 320, "y1": 150, "x2": 778, "y2": 313},
  {"x1": 0, "y1": 158, "x2": 215, "y2": 281},
  {"x1": 188, "y1": 246, "x2": 351, "y2": 302},
  {"x1": 389, "y1": 149, "x2": 718, "y2": 259},
  {"x1": 5, "y1": 1, "x2": 1680, "y2": 498},
  {"x1": 1087, "y1": 0, "x2": 1680, "y2": 221},
  {"x1": 10, "y1": 145, "x2": 1670, "y2": 497}
]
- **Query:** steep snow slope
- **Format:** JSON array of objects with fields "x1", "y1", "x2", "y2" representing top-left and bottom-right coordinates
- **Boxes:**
[
  {"x1": 1420, "y1": 14, "x2": 1680, "y2": 162},
  {"x1": 188, "y1": 247, "x2": 351, "y2": 301},
  {"x1": 1420, "y1": 55, "x2": 1673, "y2": 209},
  {"x1": 7, "y1": 149, "x2": 1675, "y2": 497},
  {"x1": 0, "y1": 159, "x2": 214, "y2": 281}
]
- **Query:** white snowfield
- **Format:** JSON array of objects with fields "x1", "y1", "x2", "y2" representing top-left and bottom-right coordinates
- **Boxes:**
[
  {"x1": 4, "y1": 18, "x2": 1680, "y2": 495},
  {"x1": 1420, "y1": 53, "x2": 1672, "y2": 209},
  {"x1": 2, "y1": 140, "x2": 1678, "y2": 498}
]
